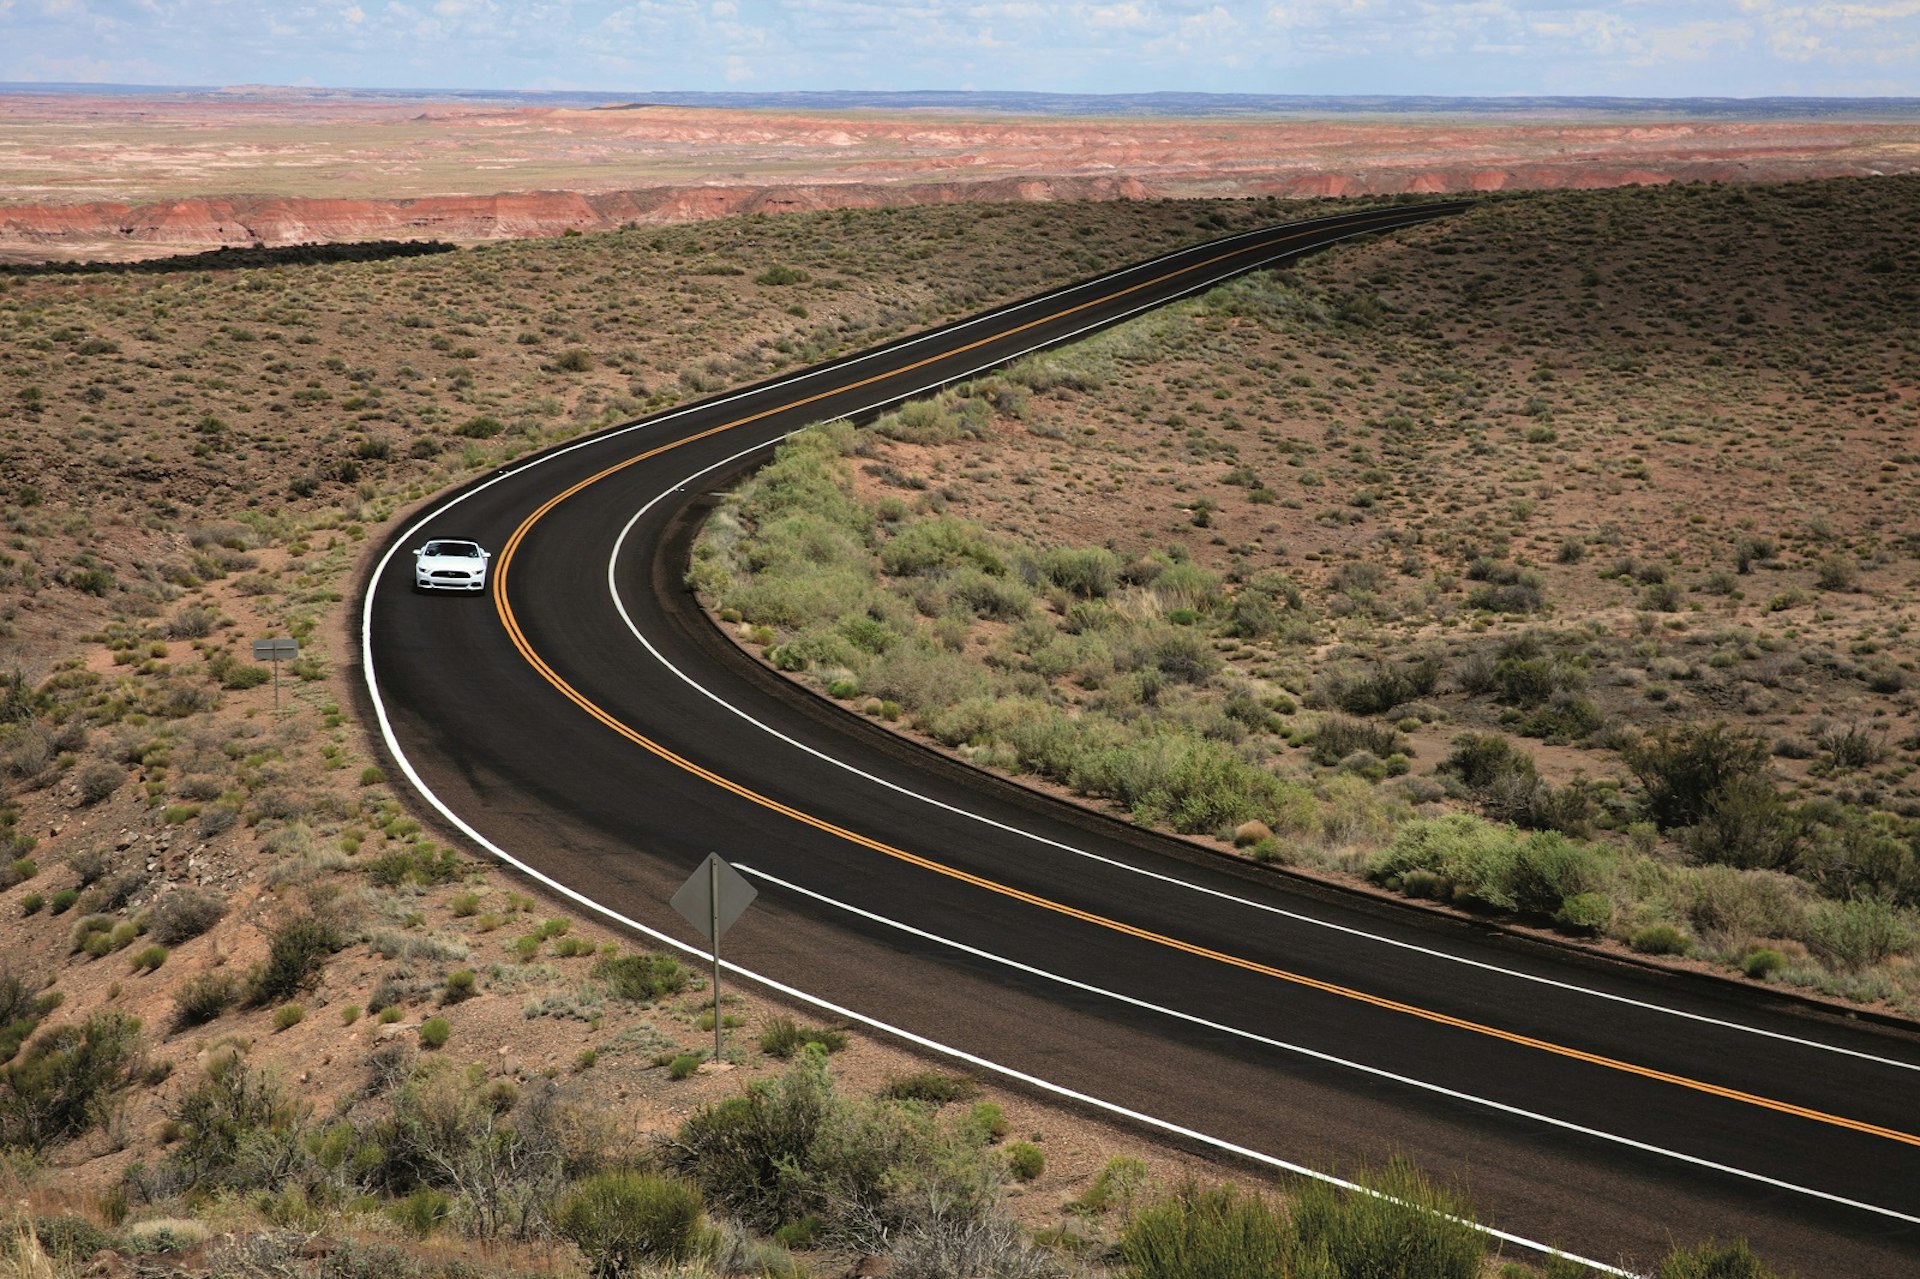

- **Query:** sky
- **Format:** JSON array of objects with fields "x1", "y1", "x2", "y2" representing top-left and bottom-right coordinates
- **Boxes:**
[{"x1": 0, "y1": 1, "x2": 1915, "y2": 99}]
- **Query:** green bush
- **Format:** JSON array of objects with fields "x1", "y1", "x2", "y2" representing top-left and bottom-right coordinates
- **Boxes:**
[
  {"x1": 759, "y1": 1015, "x2": 848, "y2": 1059},
  {"x1": 443, "y1": 969, "x2": 478, "y2": 1003},
  {"x1": 1621, "y1": 724, "x2": 1773, "y2": 831},
  {"x1": 147, "y1": 887, "x2": 226, "y2": 944},
  {"x1": 246, "y1": 914, "x2": 343, "y2": 1006},
  {"x1": 418, "y1": 1016, "x2": 451, "y2": 1049},
  {"x1": 130, "y1": 945, "x2": 169, "y2": 973},
  {"x1": 171, "y1": 972, "x2": 237, "y2": 1030},
  {"x1": 272, "y1": 1003, "x2": 305, "y2": 1031},
  {"x1": 594, "y1": 951, "x2": 690, "y2": 1002},
  {"x1": 1555, "y1": 892, "x2": 1614, "y2": 934},
  {"x1": 880, "y1": 1071, "x2": 979, "y2": 1105},
  {"x1": 1656, "y1": 1238, "x2": 1781, "y2": 1279},
  {"x1": 1742, "y1": 948, "x2": 1787, "y2": 980},
  {"x1": 1319, "y1": 657, "x2": 1441, "y2": 717},
  {"x1": 0, "y1": 1011, "x2": 144, "y2": 1150},
  {"x1": 1286, "y1": 1157, "x2": 1486, "y2": 1279},
  {"x1": 390, "y1": 1186, "x2": 454, "y2": 1238},
  {"x1": 1629, "y1": 924, "x2": 1692, "y2": 956},
  {"x1": 1309, "y1": 716, "x2": 1405, "y2": 768},
  {"x1": 1121, "y1": 1181, "x2": 1290, "y2": 1279},
  {"x1": 1802, "y1": 898, "x2": 1914, "y2": 971},
  {"x1": 49, "y1": 889, "x2": 79, "y2": 914},
  {"x1": 367, "y1": 843, "x2": 461, "y2": 888},
  {"x1": 554, "y1": 1171, "x2": 706, "y2": 1276},
  {"x1": 1371, "y1": 814, "x2": 1612, "y2": 920},
  {"x1": 2, "y1": 855, "x2": 35, "y2": 888},
  {"x1": 669, "y1": 1052, "x2": 703, "y2": 1080},
  {"x1": 166, "y1": 1054, "x2": 303, "y2": 1188},
  {"x1": 1006, "y1": 1141, "x2": 1045, "y2": 1181}
]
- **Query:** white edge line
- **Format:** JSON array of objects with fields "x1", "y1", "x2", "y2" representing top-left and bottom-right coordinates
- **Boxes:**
[
  {"x1": 595, "y1": 257, "x2": 1920, "y2": 1078},
  {"x1": 737, "y1": 861, "x2": 1920, "y2": 1255}
]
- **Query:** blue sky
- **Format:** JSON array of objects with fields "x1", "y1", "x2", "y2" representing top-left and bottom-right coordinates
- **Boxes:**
[{"x1": 0, "y1": 1, "x2": 1915, "y2": 98}]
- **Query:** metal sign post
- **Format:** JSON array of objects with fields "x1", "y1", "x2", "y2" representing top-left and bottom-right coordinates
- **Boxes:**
[
  {"x1": 251, "y1": 638, "x2": 299, "y2": 715},
  {"x1": 670, "y1": 853, "x2": 757, "y2": 1063}
]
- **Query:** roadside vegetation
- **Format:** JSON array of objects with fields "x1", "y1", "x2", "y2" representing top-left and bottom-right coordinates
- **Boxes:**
[
  {"x1": 0, "y1": 182, "x2": 1859, "y2": 1275},
  {"x1": 694, "y1": 175, "x2": 1920, "y2": 1014}
]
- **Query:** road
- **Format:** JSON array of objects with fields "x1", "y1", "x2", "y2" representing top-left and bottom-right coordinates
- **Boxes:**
[{"x1": 359, "y1": 204, "x2": 1920, "y2": 1277}]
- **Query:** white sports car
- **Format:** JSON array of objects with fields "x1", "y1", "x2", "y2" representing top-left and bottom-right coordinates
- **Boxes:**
[{"x1": 412, "y1": 538, "x2": 492, "y2": 592}]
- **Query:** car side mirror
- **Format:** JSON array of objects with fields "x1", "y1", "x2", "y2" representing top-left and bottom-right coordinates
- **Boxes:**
[{"x1": 412, "y1": 547, "x2": 425, "y2": 555}]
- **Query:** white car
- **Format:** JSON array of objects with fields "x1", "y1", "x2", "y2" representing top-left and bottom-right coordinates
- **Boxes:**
[{"x1": 412, "y1": 538, "x2": 492, "y2": 592}]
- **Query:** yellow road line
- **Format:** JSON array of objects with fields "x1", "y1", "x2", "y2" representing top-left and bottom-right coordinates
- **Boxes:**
[{"x1": 486, "y1": 219, "x2": 1920, "y2": 1150}]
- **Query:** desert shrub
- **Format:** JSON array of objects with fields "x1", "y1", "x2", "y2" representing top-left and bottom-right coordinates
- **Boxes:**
[
  {"x1": 1555, "y1": 892, "x2": 1614, "y2": 934},
  {"x1": 1441, "y1": 733, "x2": 1589, "y2": 835},
  {"x1": 1743, "y1": 949, "x2": 1787, "y2": 980},
  {"x1": 880, "y1": 518, "x2": 1002, "y2": 577},
  {"x1": 1621, "y1": 723, "x2": 1774, "y2": 831},
  {"x1": 165, "y1": 604, "x2": 219, "y2": 639},
  {"x1": 1121, "y1": 1181, "x2": 1289, "y2": 1279},
  {"x1": 759, "y1": 1015, "x2": 848, "y2": 1059},
  {"x1": 1371, "y1": 814, "x2": 1611, "y2": 920},
  {"x1": 1, "y1": 856, "x2": 33, "y2": 889},
  {"x1": 366, "y1": 843, "x2": 461, "y2": 888},
  {"x1": 593, "y1": 951, "x2": 689, "y2": 1002},
  {"x1": 665, "y1": 1050, "x2": 998, "y2": 1251},
  {"x1": 76, "y1": 762, "x2": 124, "y2": 805},
  {"x1": 1074, "y1": 732, "x2": 1297, "y2": 835},
  {"x1": 166, "y1": 1053, "x2": 304, "y2": 1189},
  {"x1": 554, "y1": 1170, "x2": 706, "y2": 1276},
  {"x1": 1285, "y1": 1157, "x2": 1486, "y2": 1279},
  {"x1": 1681, "y1": 776, "x2": 1801, "y2": 873},
  {"x1": 24, "y1": 1216, "x2": 118, "y2": 1262},
  {"x1": 1733, "y1": 535, "x2": 1776, "y2": 573},
  {"x1": 1797, "y1": 809, "x2": 1920, "y2": 905},
  {"x1": 1034, "y1": 546, "x2": 1122, "y2": 599},
  {"x1": 1629, "y1": 924, "x2": 1692, "y2": 956},
  {"x1": 417, "y1": 1017, "x2": 451, "y2": 1049},
  {"x1": 246, "y1": 914, "x2": 344, "y2": 1006},
  {"x1": 1465, "y1": 566, "x2": 1546, "y2": 614},
  {"x1": 442, "y1": 970, "x2": 477, "y2": 1003},
  {"x1": 880, "y1": 1071, "x2": 979, "y2": 1105},
  {"x1": 1656, "y1": 1238, "x2": 1781, "y2": 1279},
  {"x1": 1005, "y1": 1141, "x2": 1045, "y2": 1182},
  {"x1": 0, "y1": 1011, "x2": 144, "y2": 1150},
  {"x1": 147, "y1": 887, "x2": 226, "y2": 945},
  {"x1": 1318, "y1": 656, "x2": 1441, "y2": 717},
  {"x1": 1801, "y1": 899, "x2": 1914, "y2": 971},
  {"x1": 172, "y1": 972, "x2": 238, "y2": 1029},
  {"x1": 130, "y1": 945, "x2": 169, "y2": 973},
  {"x1": 1225, "y1": 571, "x2": 1306, "y2": 639},
  {"x1": 1309, "y1": 717, "x2": 1404, "y2": 768}
]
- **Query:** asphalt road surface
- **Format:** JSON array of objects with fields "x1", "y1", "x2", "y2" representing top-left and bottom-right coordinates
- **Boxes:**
[{"x1": 359, "y1": 204, "x2": 1920, "y2": 1277}]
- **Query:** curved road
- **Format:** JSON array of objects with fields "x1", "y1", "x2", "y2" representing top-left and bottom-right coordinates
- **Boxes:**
[{"x1": 359, "y1": 205, "x2": 1920, "y2": 1277}]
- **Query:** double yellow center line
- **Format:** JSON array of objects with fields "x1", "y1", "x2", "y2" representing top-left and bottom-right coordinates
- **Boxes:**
[{"x1": 488, "y1": 215, "x2": 1920, "y2": 1150}]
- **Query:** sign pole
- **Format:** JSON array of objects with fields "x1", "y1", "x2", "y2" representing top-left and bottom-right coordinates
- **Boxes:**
[
  {"x1": 252, "y1": 638, "x2": 298, "y2": 718},
  {"x1": 668, "y1": 853, "x2": 756, "y2": 1067},
  {"x1": 709, "y1": 855, "x2": 723, "y2": 1062}
]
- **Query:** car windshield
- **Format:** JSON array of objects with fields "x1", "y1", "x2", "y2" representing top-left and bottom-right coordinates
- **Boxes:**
[{"x1": 424, "y1": 542, "x2": 479, "y2": 558}]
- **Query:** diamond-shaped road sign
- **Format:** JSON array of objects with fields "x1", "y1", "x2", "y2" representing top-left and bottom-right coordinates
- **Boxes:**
[
  {"x1": 671, "y1": 853, "x2": 758, "y2": 1064},
  {"x1": 670, "y1": 853, "x2": 757, "y2": 943}
]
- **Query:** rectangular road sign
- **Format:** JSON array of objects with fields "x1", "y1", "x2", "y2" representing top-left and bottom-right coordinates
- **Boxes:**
[{"x1": 252, "y1": 638, "x2": 299, "y2": 662}]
